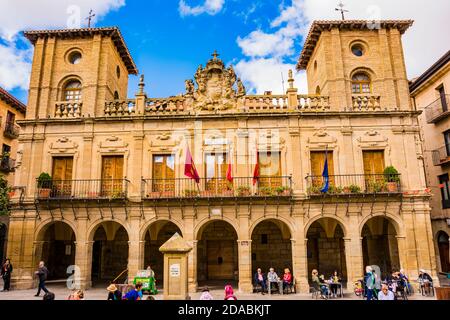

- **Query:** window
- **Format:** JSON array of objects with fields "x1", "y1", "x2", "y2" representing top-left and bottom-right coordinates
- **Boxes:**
[
  {"x1": 152, "y1": 155, "x2": 175, "y2": 193},
  {"x1": 68, "y1": 51, "x2": 82, "y2": 65},
  {"x1": 363, "y1": 150, "x2": 385, "y2": 190},
  {"x1": 258, "y1": 151, "x2": 282, "y2": 188},
  {"x1": 445, "y1": 130, "x2": 450, "y2": 157},
  {"x1": 101, "y1": 156, "x2": 124, "y2": 197},
  {"x1": 439, "y1": 174, "x2": 450, "y2": 209},
  {"x1": 52, "y1": 157, "x2": 74, "y2": 197},
  {"x1": 315, "y1": 86, "x2": 321, "y2": 95},
  {"x1": 0, "y1": 145, "x2": 11, "y2": 172},
  {"x1": 310, "y1": 151, "x2": 335, "y2": 187},
  {"x1": 205, "y1": 153, "x2": 228, "y2": 192},
  {"x1": 437, "y1": 85, "x2": 448, "y2": 112},
  {"x1": 116, "y1": 66, "x2": 121, "y2": 79},
  {"x1": 114, "y1": 91, "x2": 120, "y2": 100},
  {"x1": 352, "y1": 72, "x2": 371, "y2": 94},
  {"x1": 64, "y1": 80, "x2": 82, "y2": 101},
  {"x1": 351, "y1": 43, "x2": 365, "y2": 57}
]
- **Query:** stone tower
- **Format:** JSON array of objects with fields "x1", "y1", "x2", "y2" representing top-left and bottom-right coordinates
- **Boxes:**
[{"x1": 297, "y1": 20, "x2": 414, "y2": 111}]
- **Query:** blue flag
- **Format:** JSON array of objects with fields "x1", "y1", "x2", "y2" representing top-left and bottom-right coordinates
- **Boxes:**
[{"x1": 320, "y1": 154, "x2": 330, "y2": 193}]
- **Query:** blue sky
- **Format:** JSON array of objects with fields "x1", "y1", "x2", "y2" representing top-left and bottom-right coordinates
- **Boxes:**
[{"x1": 1, "y1": 0, "x2": 449, "y2": 104}]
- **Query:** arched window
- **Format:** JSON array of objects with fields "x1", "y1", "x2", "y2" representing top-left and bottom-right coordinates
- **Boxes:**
[
  {"x1": 114, "y1": 91, "x2": 120, "y2": 100},
  {"x1": 352, "y1": 72, "x2": 371, "y2": 94},
  {"x1": 64, "y1": 80, "x2": 82, "y2": 101},
  {"x1": 315, "y1": 86, "x2": 321, "y2": 95}
]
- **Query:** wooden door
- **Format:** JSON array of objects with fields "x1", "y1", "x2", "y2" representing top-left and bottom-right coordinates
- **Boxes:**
[
  {"x1": 259, "y1": 151, "x2": 282, "y2": 188},
  {"x1": 205, "y1": 153, "x2": 228, "y2": 193},
  {"x1": 152, "y1": 155, "x2": 175, "y2": 193},
  {"x1": 206, "y1": 240, "x2": 235, "y2": 280},
  {"x1": 363, "y1": 151, "x2": 385, "y2": 191},
  {"x1": 101, "y1": 156, "x2": 124, "y2": 197},
  {"x1": 310, "y1": 151, "x2": 334, "y2": 187},
  {"x1": 439, "y1": 86, "x2": 448, "y2": 112},
  {"x1": 52, "y1": 157, "x2": 73, "y2": 197}
]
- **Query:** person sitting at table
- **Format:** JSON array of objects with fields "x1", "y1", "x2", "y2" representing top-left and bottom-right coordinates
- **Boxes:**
[
  {"x1": 319, "y1": 274, "x2": 329, "y2": 297},
  {"x1": 267, "y1": 268, "x2": 280, "y2": 293},
  {"x1": 311, "y1": 270, "x2": 325, "y2": 299},
  {"x1": 418, "y1": 269, "x2": 433, "y2": 295},
  {"x1": 282, "y1": 268, "x2": 293, "y2": 293},
  {"x1": 329, "y1": 271, "x2": 341, "y2": 298},
  {"x1": 254, "y1": 268, "x2": 267, "y2": 295}
]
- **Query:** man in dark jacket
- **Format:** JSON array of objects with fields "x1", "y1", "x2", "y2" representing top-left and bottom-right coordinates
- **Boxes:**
[
  {"x1": 35, "y1": 261, "x2": 49, "y2": 297},
  {"x1": 1, "y1": 259, "x2": 13, "y2": 291},
  {"x1": 253, "y1": 268, "x2": 267, "y2": 295}
]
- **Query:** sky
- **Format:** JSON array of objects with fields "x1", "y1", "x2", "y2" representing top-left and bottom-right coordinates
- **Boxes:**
[{"x1": 0, "y1": 0, "x2": 449, "y2": 104}]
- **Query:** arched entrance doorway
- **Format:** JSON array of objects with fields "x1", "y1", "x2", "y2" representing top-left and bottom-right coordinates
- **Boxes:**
[
  {"x1": 0, "y1": 223, "x2": 6, "y2": 263},
  {"x1": 36, "y1": 222, "x2": 76, "y2": 280},
  {"x1": 251, "y1": 220, "x2": 292, "y2": 276},
  {"x1": 197, "y1": 221, "x2": 238, "y2": 283},
  {"x1": 91, "y1": 221, "x2": 129, "y2": 285},
  {"x1": 143, "y1": 220, "x2": 182, "y2": 285},
  {"x1": 362, "y1": 216, "x2": 400, "y2": 278},
  {"x1": 306, "y1": 218, "x2": 347, "y2": 282},
  {"x1": 437, "y1": 231, "x2": 450, "y2": 273}
]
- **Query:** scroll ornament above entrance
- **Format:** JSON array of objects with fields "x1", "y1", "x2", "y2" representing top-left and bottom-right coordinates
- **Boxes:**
[{"x1": 184, "y1": 51, "x2": 246, "y2": 111}]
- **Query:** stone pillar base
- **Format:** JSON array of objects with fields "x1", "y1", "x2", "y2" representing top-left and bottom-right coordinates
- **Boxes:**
[
  {"x1": 188, "y1": 282, "x2": 198, "y2": 293},
  {"x1": 11, "y1": 277, "x2": 35, "y2": 290},
  {"x1": 297, "y1": 280, "x2": 310, "y2": 294},
  {"x1": 238, "y1": 281, "x2": 253, "y2": 293}
]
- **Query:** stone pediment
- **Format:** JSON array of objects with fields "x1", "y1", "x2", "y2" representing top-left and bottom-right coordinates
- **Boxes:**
[
  {"x1": 307, "y1": 129, "x2": 337, "y2": 145},
  {"x1": 184, "y1": 51, "x2": 246, "y2": 112},
  {"x1": 49, "y1": 137, "x2": 79, "y2": 152},
  {"x1": 357, "y1": 130, "x2": 388, "y2": 147},
  {"x1": 98, "y1": 136, "x2": 129, "y2": 152}
]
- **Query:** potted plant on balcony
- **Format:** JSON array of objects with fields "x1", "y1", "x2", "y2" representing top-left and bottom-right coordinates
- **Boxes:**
[
  {"x1": 184, "y1": 189, "x2": 199, "y2": 198},
  {"x1": 276, "y1": 186, "x2": 292, "y2": 196},
  {"x1": 384, "y1": 166, "x2": 400, "y2": 193},
  {"x1": 368, "y1": 180, "x2": 386, "y2": 193},
  {"x1": 307, "y1": 186, "x2": 321, "y2": 195},
  {"x1": 221, "y1": 188, "x2": 235, "y2": 197},
  {"x1": 237, "y1": 186, "x2": 251, "y2": 197},
  {"x1": 349, "y1": 184, "x2": 362, "y2": 194},
  {"x1": 37, "y1": 173, "x2": 52, "y2": 199},
  {"x1": 259, "y1": 186, "x2": 274, "y2": 196}
]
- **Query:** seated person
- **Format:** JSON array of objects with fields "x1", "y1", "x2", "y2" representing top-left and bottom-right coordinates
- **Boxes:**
[
  {"x1": 378, "y1": 284, "x2": 395, "y2": 301},
  {"x1": 267, "y1": 268, "x2": 280, "y2": 292},
  {"x1": 329, "y1": 271, "x2": 341, "y2": 298},
  {"x1": 311, "y1": 270, "x2": 324, "y2": 298},
  {"x1": 418, "y1": 269, "x2": 433, "y2": 295},
  {"x1": 319, "y1": 275, "x2": 329, "y2": 297},
  {"x1": 123, "y1": 283, "x2": 143, "y2": 301},
  {"x1": 253, "y1": 268, "x2": 267, "y2": 295},
  {"x1": 282, "y1": 268, "x2": 293, "y2": 292}
]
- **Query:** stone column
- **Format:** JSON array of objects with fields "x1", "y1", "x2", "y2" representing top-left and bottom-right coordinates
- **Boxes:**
[
  {"x1": 291, "y1": 215, "x2": 309, "y2": 293},
  {"x1": 344, "y1": 236, "x2": 364, "y2": 292},
  {"x1": 187, "y1": 240, "x2": 198, "y2": 293},
  {"x1": 74, "y1": 240, "x2": 94, "y2": 290},
  {"x1": 127, "y1": 215, "x2": 142, "y2": 284},
  {"x1": 237, "y1": 240, "x2": 253, "y2": 293}
]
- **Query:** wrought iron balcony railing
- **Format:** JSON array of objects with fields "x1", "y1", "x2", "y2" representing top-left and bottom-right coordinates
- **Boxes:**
[
  {"x1": 306, "y1": 174, "x2": 402, "y2": 196},
  {"x1": 3, "y1": 121, "x2": 20, "y2": 139},
  {"x1": 425, "y1": 95, "x2": 450, "y2": 124},
  {"x1": 36, "y1": 179, "x2": 130, "y2": 200},
  {"x1": 142, "y1": 176, "x2": 293, "y2": 199},
  {"x1": 0, "y1": 157, "x2": 15, "y2": 173},
  {"x1": 432, "y1": 145, "x2": 450, "y2": 166}
]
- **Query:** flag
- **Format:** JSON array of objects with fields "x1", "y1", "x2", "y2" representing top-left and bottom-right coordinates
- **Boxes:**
[
  {"x1": 226, "y1": 148, "x2": 233, "y2": 183},
  {"x1": 320, "y1": 151, "x2": 330, "y2": 193},
  {"x1": 184, "y1": 146, "x2": 200, "y2": 183},
  {"x1": 253, "y1": 149, "x2": 260, "y2": 186}
]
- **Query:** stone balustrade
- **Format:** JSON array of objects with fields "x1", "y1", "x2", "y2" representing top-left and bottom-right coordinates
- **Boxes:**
[
  {"x1": 145, "y1": 98, "x2": 185, "y2": 114},
  {"x1": 243, "y1": 95, "x2": 288, "y2": 111},
  {"x1": 297, "y1": 95, "x2": 330, "y2": 111},
  {"x1": 351, "y1": 95, "x2": 381, "y2": 111},
  {"x1": 104, "y1": 100, "x2": 136, "y2": 116},
  {"x1": 55, "y1": 101, "x2": 82, "y2": 118}
]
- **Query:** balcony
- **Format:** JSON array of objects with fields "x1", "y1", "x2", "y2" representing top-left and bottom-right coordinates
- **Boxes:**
[
  {"x1": 0, "y1": 157, "x2": 15, "y2": 173},
  {"x1": 432, "y1": 145, "x2": 450, "y2": 166},
  {"x1": 306, "y1": 174, "x2": 402, "y2": 197},
  {"x1": 36, "y1": 179, "x2": 130, "y2": 200},
  {"x1": 104, "y1": 100, "x2": 136, "y2": 116},
  {"x1": 425, "y1": 95, "x2": 450, "y2": 124},
  {"x1": 55, "y1": 101, "x2": 82, "y2": 118},
  {"x1": 352, "y1": 95, "x2": 381, "y2": 111},
  {"x1": 142, "y1": 177, "x2": 293, "y2": 199},
  {"x1": 3, "y1": 121, "x2": 20, "y2": 139}
]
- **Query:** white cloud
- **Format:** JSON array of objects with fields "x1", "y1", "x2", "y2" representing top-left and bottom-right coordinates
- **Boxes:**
[
  {"x1": 236, "y1": 0, "x2": 450, "y2": 94},
  {"x1": 0, "y1": 0, "x2": 125, "y2": 91},
  {"x1": 179, "y1": 0, "x2": 225, "y2": 17}
]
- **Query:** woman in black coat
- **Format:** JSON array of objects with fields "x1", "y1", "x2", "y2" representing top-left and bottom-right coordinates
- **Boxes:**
[{"x1": 1, "y1": 259, "x2": 13, "y2": 291}]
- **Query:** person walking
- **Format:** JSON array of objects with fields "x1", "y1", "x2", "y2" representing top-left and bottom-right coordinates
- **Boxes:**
[
  {"x1": 364, "y1": 266, "x2": 376, "y2": 301},
  {"x1": 123, "y1": 283, "x2": 143, "y2": 300},
  {"x1": 34, "y1": 261, "x2": 49, "y2": 297},
  {"x1": 1, "y1": 259, "x2": 13, "y2": 292},
  {"x1": 224, "y1": 285, "x2": 237, "y2": 300}
]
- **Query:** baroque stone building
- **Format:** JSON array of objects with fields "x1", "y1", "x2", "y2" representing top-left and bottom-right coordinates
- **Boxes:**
[
  {"x1": 7, "y1": 20, "x2": 439, "y2": 293},
  {"x1": 410, "y1": 50, "x2": 450, "y2": 274}
]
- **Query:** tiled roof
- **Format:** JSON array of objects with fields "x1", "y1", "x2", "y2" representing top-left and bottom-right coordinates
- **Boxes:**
[
  {"x1": 297, "y1": 20, "x2": 414, "y2": 71},
  {"x1": 0, "y1": 87, "x2": 26, "y2": 114},
  {"x1": 23, "y1": 27, "x2": 138, "y2": 75},
  {"x1": 410, "y1": 50, "x2": 450, "y2": 94}
]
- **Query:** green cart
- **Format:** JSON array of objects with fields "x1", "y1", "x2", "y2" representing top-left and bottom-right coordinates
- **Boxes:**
[{"x1": 133, "y1": 270, "x2": 158, "y2": 295}]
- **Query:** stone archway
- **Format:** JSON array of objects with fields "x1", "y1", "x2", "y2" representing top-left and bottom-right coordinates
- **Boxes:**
[
  {"x1": 36, "y1": 221, "x2": 76, "y2": 280},
  {"x1": 197, "y1": 220, "x2": 238, "y2": 282},
  {"x1": 437, "y1": 231, "x2": 450, "y2": 273},
  {"x1": 306, "y1": 218, "x2": 347, "y2": 282},
  {"x1": 362, "y1": 216, "x2": 400, "y2": 278},
  {"x1": 143, "y1": 220, "x2": 182, "y2": 286},
  {"x1": 251, "y1": 219, "x2": 293, "y2": 276},
  {"x1": 90, "y1": 221, "x2": 129, "y2": 285}
]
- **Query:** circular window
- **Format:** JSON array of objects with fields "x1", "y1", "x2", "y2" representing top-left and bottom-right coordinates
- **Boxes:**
[
  {"x1": 351, "y1": 44, "x2": 365, "y2": 57},
  {"x1": 68, "y1": 51, "x2": 82, "y2": 64},
  {"x1": 116, "y1": 66, "x2": 121, "y2": 79}
]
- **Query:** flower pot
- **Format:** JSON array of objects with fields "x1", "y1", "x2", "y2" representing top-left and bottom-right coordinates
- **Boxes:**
[
  {"x1": 147, "y1": 192, "x2": 161, "y2": 198},
  {"x1": 343, "y1": 187, "x2": 351, "y2": 194},
  {"x1": 39, "y1": 189, "x2": 51, "y2": 199},
  {"x1": 386, "y1": 182, "x2": 398, "y2": 193},
  {"x1": 8, "y1": 190, "x2": 15, "y2": 199}
]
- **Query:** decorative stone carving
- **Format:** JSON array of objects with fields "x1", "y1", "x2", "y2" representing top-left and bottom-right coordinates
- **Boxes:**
[
  {"x1": 184, "y1": 52, "x2": 242, "y2": 111},
  {"x1": 357, "y1": 130, "x2": 388, "y2": 148},
  {"x1": 98, "y1": 136, "x2": 129, "y2": 152},
  {"x1": 49, "y1": 137, "x2": 79, "y2": 153},
  {"x1": 307, "y1": 129, "x2": 337, "y2": 146}
]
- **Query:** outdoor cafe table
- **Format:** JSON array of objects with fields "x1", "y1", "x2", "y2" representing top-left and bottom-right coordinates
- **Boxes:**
[{"x1": 327, "y1": 282, "x2": 344, "y2": 298}]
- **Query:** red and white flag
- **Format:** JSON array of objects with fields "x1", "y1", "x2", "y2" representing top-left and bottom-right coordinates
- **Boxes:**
[
  {"x1": 253, "y1": 149, "x2": 260, "y2": 186},
  {"x1": 184, "y1": 145, "x2": 200, "y2": 183}
]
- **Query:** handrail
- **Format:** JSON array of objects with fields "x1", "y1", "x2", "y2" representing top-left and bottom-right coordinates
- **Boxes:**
[{"x1": 113, "y1": 269, "x2": 128, "y2": 284}]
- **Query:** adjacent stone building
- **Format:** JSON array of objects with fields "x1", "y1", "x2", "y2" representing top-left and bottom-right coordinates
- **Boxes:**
[
  {"x1": 7, "y1": 20, "x2": 439, "y2": 293},
  {"x1": 410, "y1": 50, "x2": 450, "y2": 274}
]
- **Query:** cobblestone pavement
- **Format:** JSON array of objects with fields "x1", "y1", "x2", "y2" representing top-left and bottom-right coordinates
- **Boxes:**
[{"x1": 0, "y1": 284, "x2": 437, "y2": 301}]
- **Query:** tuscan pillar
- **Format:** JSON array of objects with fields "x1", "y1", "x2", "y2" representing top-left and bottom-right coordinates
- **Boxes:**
[
  {"x1": 344, "y1": 235, "x2": 364, "y2": 292},
  {"x1": 237, "y1": 240, "x2": 253, "y2": 293},
  {"x1": 127, "y1": 215, "x2": 142, "y2": 284},
  {"x1": 291, "y1": 215, "x2": 309, "y2": 293},
  {"x1": 184, "y1": 213, "x2": 197, "y2": 293}
]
